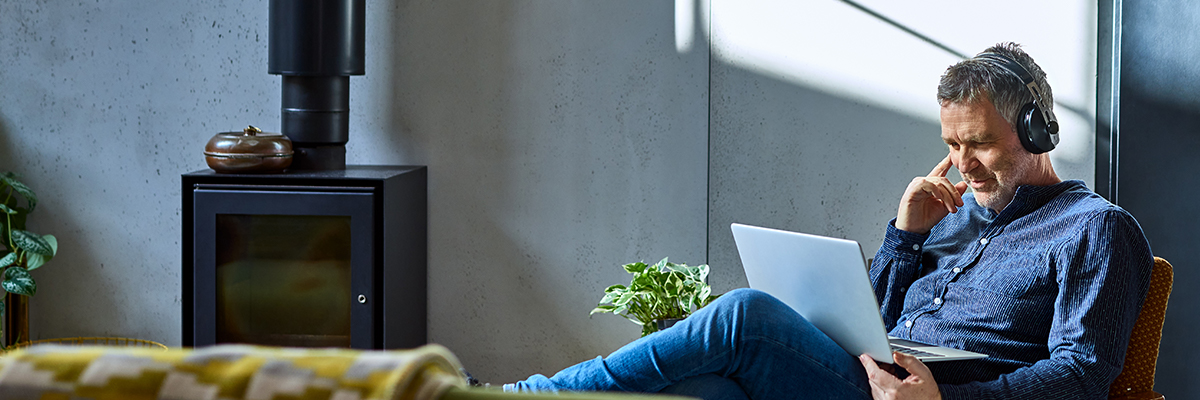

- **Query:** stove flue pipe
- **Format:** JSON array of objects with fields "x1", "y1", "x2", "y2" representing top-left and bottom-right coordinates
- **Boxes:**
[{"x1": 269, "y1": 0, "x2": 365, "y2": 171}]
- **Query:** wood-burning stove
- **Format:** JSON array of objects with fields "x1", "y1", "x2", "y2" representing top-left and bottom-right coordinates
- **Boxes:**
[
  {"x1": 182, "y1": 0, "x2": 425, "y2": 349},
  {"x1": 182, "y1": 166, "x2": 426, "y2": 349}
]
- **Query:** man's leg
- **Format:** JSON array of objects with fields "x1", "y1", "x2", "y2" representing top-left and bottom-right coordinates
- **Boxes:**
[
  {"x1": 504, "y1": 288, "x2": 871, "y2": 399},
  {"x1": 659, "y1": 374, "x2": 749, "y2": 400}
]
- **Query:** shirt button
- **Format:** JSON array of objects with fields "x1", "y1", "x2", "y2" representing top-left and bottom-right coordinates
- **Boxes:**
[
  {"x1": 904, "y1": 320, "x2": 913, "y2": 328},
  {"x1": 952, "y1": 267, "x2": 961, "y2": 273},
  {"x1": 912, "y1": 244, "x2": 920, "y2": 251},
  {"x1": 979, "y1": 238, "x2": 989, "y2": 245},
  {"x1": 933, "y1": 297, "x2": 943, "y2": 305}
]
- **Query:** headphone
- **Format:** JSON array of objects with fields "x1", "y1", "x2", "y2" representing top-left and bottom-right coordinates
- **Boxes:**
[{"x1": 975, "y1": 52, "x2": 1059, "y2": 154}]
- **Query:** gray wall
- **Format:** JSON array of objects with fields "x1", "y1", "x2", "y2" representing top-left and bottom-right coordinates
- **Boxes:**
[
  {"x1": 357, "y1": 2, "x2": 710, "y2": 379},
  {"x1": 708, "y1": 64, "x2": 944, "y2": 291},
  {"x1": 0, "y1": 0, "x2": 1097, "y2": 386},
  {"x1": 0, "y1": 0, "x2": 707, "y2": 382}
]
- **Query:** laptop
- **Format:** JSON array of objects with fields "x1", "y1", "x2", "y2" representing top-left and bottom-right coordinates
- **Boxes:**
[{"x1": 730, "y1": 223, "x2": 987, "y2": 363}]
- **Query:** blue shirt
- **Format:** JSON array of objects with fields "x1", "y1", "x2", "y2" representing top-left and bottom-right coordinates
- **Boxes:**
[{"x1": 869, "y1": 180, "x2": 1152, "y2": 399}]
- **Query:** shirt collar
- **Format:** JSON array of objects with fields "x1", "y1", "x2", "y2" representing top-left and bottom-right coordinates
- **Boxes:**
[{"x1": 991, "y1": 180, "x2": 1087, "y2": 219}]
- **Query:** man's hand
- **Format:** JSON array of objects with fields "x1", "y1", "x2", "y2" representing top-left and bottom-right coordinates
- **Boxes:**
[
  {"x1": 859, "y1": 353, "x2": 942, "y2": 400},
  {"x1": 895, "y1": 155, "x2": 968, "y2": 234}
]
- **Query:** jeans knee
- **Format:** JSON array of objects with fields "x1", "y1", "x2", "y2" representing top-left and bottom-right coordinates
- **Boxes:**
[
  {"x1": 713, "y1": 288, "x2": 782, "y2": 314},
  {"x1": 700, "y1": 288, "x2": 800, "y2": 342}
]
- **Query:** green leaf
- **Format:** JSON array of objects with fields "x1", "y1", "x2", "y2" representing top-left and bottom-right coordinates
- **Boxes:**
[
  {"x1": 604, "y1": 284, "x2": 627, "y2": 292},
  {"x1": 598, "y1": 291, "x2": 621, "y2": 305},
  {"x1": 25, "y1": 253, "x2": 46, "y2": 270},
  {"x1": 632, "y1": 274, "x2": 653, "y2": 288},
  {"x1": 42, "y1": 234, "x2": 57, "y2": 256},
  {"x1": 41, "y1": 234, "x2": 56, "y2": 255},
  {"x1": 11, "y1": 230, "x2": 52, "y2": 256},
  {"x1": 0, "y1": 204, "x2": 15, "y2": 215},
  {"x1": 0, "y1": 174, "x2": 36, "y2": 213},
  {"x1": 665, "y1": 262, "x2": 692, "y2": 274},
  {"x1": 0, "y1": 252, "x2": 15, "y2": 268},
  {"x1": 652, "y1": 257, "x2": 669, "y2": 272},
  {"x1": 622, "y1": 262, "x2": 647, "y2": 274},
  {"x1": 590, "y1": 305, "x2": 619, "y2": 314},
  {"x1": 615, "y1": 292, "x2": 635, "y2": 306},
  {"x1": 3, "y1": 267, "x2": 36, "y2": 296},
  {"x1": 25, "y1": 235, "x2": 56, "y2": 270},
  {"x1": 0, "y1": 211, "x2": 27, "y2": 246}
]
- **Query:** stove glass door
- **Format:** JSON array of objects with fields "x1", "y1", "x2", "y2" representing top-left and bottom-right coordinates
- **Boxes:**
[
  {"x1": 215, "y1": 214, "x2": 352, "y2": 347},
  {"x1": 193, "y1": 188, "x2": 375, "y2": 348}
]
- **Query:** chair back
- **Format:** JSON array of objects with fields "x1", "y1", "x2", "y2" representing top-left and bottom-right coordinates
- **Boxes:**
[{"x1": 1108, "y1": 257, "x2": 1173, "y2": 400}]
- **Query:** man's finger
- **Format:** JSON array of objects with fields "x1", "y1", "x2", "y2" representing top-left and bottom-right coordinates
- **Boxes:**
[
  {"x1": 933, "y1": 178, "x2": 964, "y2": 211},
  {"x1": 859, "y1": 354, "x2": 885, "y2": 377},
  {"x1": 893, "y1": 351, "x2": 935, "y2": 379},
  {"x1": 955, "y1": 181, "x2": 969, "y2": 206},
  {"x1": 928, "y1": 155, "x2": 953, "y2": 178},
  {"x1": 859, "y1": 354, "x2": 890, "y2": 398},
  {"x1": 923, "y1": 179, "x2": 959, "y2": 214},
  {"x1": 858, "y1": 354, "x2": 876, "y2": 370},
  {"x1": 859, "y1": 354, "x2": 898, "y2": 384}
]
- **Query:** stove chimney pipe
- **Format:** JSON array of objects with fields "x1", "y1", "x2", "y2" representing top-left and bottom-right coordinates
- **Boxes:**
[{"x1": 269, "y1": 0, "x2": 365, "y2": 170}]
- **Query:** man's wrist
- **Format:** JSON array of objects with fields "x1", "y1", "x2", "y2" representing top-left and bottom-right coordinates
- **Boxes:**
[
  {"x1": 882, "y1": 219, "x2": 929, "y2": 263},
  {"x1": 894, "y1": 219, "x2": 931, "y2": 235}
]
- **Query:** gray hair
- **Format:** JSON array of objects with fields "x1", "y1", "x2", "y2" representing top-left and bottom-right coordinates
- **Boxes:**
[{"x1": 936, "y1": 42, "x2": 1053, "y2": 130}]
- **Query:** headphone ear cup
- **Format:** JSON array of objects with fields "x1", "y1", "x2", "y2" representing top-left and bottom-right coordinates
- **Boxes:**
[{"x1": 1017, "y1": 102, "x2": 1054, "y2": 154}]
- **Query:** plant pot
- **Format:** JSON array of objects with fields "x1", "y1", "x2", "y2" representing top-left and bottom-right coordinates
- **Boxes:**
[
  {"x1": 655, "y1": 318, "x2": 684, "y2": 331},
  {"x1": 4, "y1": 292, "x2": 28, "y2": 347}
]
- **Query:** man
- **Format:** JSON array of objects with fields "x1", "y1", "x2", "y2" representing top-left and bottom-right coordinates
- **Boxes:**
[{"x1": 504, "y1": 43, "x2": 1152, "y2": 400}]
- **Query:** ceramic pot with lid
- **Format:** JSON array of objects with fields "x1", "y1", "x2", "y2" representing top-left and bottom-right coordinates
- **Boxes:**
[{"x1": 204, "y1": 126, "x2": 294, "y2": 173}]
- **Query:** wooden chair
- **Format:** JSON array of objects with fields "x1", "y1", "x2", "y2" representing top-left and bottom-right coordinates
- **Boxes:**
[{"x1": 1109, "y1": 257, "x2": 1173, "y2": 400}]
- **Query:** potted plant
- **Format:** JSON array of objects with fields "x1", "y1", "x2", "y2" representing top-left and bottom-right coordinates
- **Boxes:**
[
  {"x1": 591, "y1": 257, "x2": 719, "y2": 337},
  {"x1": 0, "y1": 172, "x2": 58, "y2": 347}
]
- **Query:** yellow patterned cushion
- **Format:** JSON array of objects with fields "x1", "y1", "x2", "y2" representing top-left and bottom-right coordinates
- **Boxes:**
[
  {"x1": 1108, "y1": 257, "x2": 1172, "y2": 399},
  {"x1": 0, "y1": 343, "x2": 466, "y2": 400}
]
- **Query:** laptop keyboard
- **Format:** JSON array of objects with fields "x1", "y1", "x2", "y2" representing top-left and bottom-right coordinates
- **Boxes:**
[{"x1": 890, "y1": 345, "x2": 942, "y2": 358}]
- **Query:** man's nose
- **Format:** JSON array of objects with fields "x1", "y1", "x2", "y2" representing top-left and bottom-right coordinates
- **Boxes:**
[{"x1": 956, "y1": 149, "x2": 978, "y2": 173}]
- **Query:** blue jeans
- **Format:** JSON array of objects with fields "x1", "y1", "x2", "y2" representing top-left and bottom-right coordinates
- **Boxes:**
[{"x1": 504, "y1": 288, "x2": 872, "y2": 400}]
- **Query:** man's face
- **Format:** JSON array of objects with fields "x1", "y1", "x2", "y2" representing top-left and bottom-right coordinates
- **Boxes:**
[{"x1": 940, "y1": 98, "x2": 1037, "y2": 212}]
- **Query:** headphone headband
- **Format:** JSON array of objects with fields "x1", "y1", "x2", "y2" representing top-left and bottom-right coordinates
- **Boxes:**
[{"x1": 975, "y1": 52, "x2": 1059, "y2": 136}]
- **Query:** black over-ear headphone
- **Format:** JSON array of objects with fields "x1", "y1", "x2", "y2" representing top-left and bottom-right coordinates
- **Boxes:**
[{"x1": 975, "y1": 52, "x2": 1059, "y2": 154}]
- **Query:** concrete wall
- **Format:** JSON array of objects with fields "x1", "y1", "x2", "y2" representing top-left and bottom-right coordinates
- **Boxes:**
[
  {"x1": 0, "y1": 0, "x2": 1096, "y2": 385},
  {"x1": 0, "y1": 0, "x2": 707, "y2": 382},
  {"x1": 357, "y1": 2, "x2": 710, "y2": 380}
]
